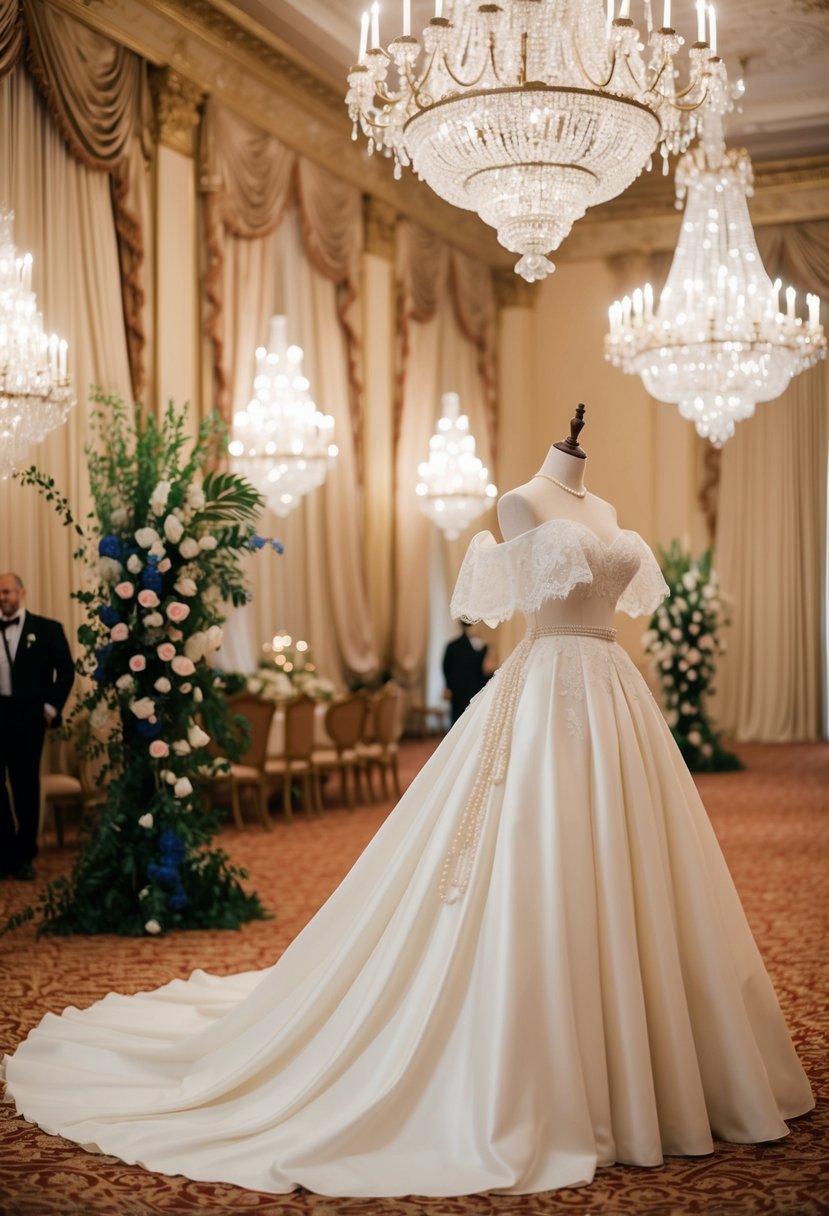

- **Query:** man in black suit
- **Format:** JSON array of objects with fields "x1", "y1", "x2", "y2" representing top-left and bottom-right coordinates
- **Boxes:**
[
  {"x1": 0, "y1": 572, "x2": 74, "y2": 881},
  {"x1": 442, "y1": 621, "x2": 493, "y2": 727}
]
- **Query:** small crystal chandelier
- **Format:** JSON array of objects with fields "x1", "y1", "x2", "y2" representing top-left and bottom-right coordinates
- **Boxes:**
[
  {"x1": 346, "y1": 0, "x2": 728, "y2": 283},
  {"x1": 604, "y1": 112, "x2": 827, "y2": 446},
  {"x1": 0, "y1": 210, "x2": 75, "y2": 480},
  {"x1": 415, "y1": 392, "x2": 497, "y2": 540},
  {"x1": 228, "y1": 315, "x2": 338, "y2": 517}
]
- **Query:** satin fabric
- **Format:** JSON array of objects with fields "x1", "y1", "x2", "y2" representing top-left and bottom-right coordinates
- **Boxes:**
[{"x1": 2, "y1": 525, "x2": 813, "y2": 1197}]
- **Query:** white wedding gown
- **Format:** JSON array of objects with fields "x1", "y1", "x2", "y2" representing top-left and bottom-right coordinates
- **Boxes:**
[{"x1": 2, "y1": 519, "x2": 813, "y2": 1197}]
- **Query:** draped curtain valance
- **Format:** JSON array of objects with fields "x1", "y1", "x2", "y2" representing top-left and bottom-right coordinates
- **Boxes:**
[
  {"x1": 200, "y1": 101, "x2": 363, "y2": 450},
  {"x1": 0, "y1": 0, "x2": 149, "y2": 399}
]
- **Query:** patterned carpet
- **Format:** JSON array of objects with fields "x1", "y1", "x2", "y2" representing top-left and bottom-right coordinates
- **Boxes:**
[{"x1": 0, "y1": 739, "x2": 827, "y2": 1216}]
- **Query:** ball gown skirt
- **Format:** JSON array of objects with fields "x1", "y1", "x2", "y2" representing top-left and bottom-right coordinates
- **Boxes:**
[{"x1": 1, "y1": 522, "x2": 813, "y2": 1197}]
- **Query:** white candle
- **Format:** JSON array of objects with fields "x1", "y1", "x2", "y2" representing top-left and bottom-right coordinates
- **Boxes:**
[
  {"x1": 358, "y1": 10, "x2": 369, "y2": 60},
  {"x1": 644, "y1": 282, "x2": 654, "y2": 320},
  {"x1": 633, "y1": 287, "x2": 643, "y2": 320},
  {"x1": 58, "y1": 338, "x2": 67, "y2": 381},
  {"x1": 696, "y1": 0, "x2": 706, "y2": 41},
  {"x1": 403, "y1": 0, "x2": 411, "y2": 36},
  {"x1": 622, "y1": 295, "x2": 632, "y2": 328},
  {"x1": 662, "y1": 0, "x2": 671, "y2": 27},
  {"x1": 773, "y1": 277, "x2": 781, "y2": 315},
  {"x1": 707, "y1": 4, "x2": 717, "y2": 53},
  {"x1": 371, "y1": 1, "x2": 380, "y2": 48},
  {"x1": 48, "y1": 333, "x2": 58, "y2": 378},
  {"x1": 619, "y1": 0, "x2": 630, "y2": 17},
  {"x1": 435, "y1": 0, "x2": 443, "y2": 17},
  {"x1": 607, "y1": 0, "x2": 614, "y2": 27},
  {"x1": 786, "y1": 285, "x2": 796, "y2": 322},
  {"x1": 808, "y1": 293, "x2": 820, "y2": 331}
]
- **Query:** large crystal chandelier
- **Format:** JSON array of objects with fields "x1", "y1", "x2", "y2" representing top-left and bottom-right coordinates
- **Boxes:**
[
  {"x1": 346, "y1": 0, "x2": 727, "y2": 282},
  {"x1": 604, "y1": 113, "x2": 827, "y2": 446},
  {"x1": 228, "y1": 315, "x2": 338, "y2": 517},
  {"x1": 0, "y1": 211, "x2": 75, "y2": 480},
  {"x1": 416, "y1": 391, "x2": 497, "y2": 539}
]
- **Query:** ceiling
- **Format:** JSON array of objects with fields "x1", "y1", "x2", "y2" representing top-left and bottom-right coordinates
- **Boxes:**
[{"x1": 225, "y1": 0, "x2": 829, "y2": 161}]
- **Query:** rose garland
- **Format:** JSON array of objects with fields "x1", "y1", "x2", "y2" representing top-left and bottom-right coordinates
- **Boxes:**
[
  {"x1": 642, "y1": 541, "x2": 741, "y2": 773},
  {"x1": 9, "y1": 391, "x2": 281, "y2": 936}
]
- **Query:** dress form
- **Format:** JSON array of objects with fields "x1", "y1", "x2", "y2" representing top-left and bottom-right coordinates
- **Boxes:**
[{"x1": 498, "y1": 405, "x2": 621, "y2": 545}]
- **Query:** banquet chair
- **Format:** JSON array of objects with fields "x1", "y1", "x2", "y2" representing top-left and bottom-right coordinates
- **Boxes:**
[
  {"x1": 265, "y1": 693, "x2": 321, "y2": 820},
  {"x1": 312, "y1": 692, "x2": 368, "y2": 811},
  {"x1": 357, "y1": 681, "x2": 404, "y2": 801},
  {"x1": 39, "y1": 734, "x2": 82, "y2": 848},
  {"x1": 210, "y1": 693, "x2": 276, "y2": 830}
]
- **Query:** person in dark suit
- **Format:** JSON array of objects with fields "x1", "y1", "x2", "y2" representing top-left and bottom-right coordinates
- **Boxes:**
[
  {"x1": 0, "y1": 572, "x2": 74, "y2": 881},
  {"x1": 442, "y1": 621, "x2": 493, "y2": 727}
]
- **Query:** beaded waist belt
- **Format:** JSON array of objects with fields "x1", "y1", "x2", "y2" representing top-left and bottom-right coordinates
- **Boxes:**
[
  {"x1": 527, "y1": 624, "x2": 616, "y2": 642},
  {"x1": 440, "y1": 623, "x2": 615, "y2": 905}
]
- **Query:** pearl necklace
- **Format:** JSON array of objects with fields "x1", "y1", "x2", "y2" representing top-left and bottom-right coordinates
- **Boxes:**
[{"x1": 533, "y1": 472, "x2": 586, "y2": 498}]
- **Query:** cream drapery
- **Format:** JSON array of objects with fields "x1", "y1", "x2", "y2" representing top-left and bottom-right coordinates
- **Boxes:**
[
  {"x1": 0, "y1": 66, "x2": 134, "y2": 643},
  {"x1": 393, "y1": 221, "x2": 498, "y2": 688},
  {"x1": 715, "y1": 220, "x2": 829, "y2": 741},
  {"x1": 202, "y1": 104, "x2": 377, "y2": 686}
]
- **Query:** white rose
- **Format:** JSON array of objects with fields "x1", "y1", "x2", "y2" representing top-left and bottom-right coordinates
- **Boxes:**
[
  {"x1": 174, "y1": 777, "x2": 193, "y2": 798},
  {"x1": 98, "y1": 557, "x2": 122, "y2": 583},
  {"x1": 161, "y1": 769, "x2": 177, "y2": 785},
  {"x1": 702, "y1": 584, "x2": 715, "y2": 600},
  {"x1": 198, "y1": 534, "x2": 217, "y2": 551},
  {"x1": 681, "y1": 702, "x2": 695, "y2": 715},
  {"x1": 701, "y1": 743, "x2": 713, "y2": 757},
  {"x1": 144, "y1": 612, "x2": 164, "y2": 629},
  {"x1": 135, "y1": 527, "x2": 159, "y2": 549},
  {"x1": 150, "y1": 480, "x2": 171, "y2": 515},
  {"x1": 188, "y1": 723, "x2": 210, "y2": 749},
  {"x1": 660, "y1": 659, "x2": 672, "y2": 671},
  {"x1": 138, "y1": 812, "x2": 154, "y2": 829},
  {"x1": 149, "y1": 539, "x2": 166, "y2": 558},
  {"x1": 669, "y1": 628, "x2": 683, "y2": 642},
  {"x1": 154, "y1": 676, "x2": 172, "y2": 693},
  {"x1": 115, "y1": 673, "x2": 134, "y2": 691},
  {"x1": 175, "y1": 577, "x2": 197, "y2": 597},
  {"x1": 665, "y1": 709, "x2": 678, "y2": 727},
  {"x1": 687, "y1": 730, "x2": 702, "y2": 746},
  {"x1": 193, "y1": 687, "x2": 203, "y2": 703},
  {"x1": 184, "y1": 632, "x2": 208, "y2": 662},
  {"x1": 138, "y1": 886, "x2": 150, "y2": 899},
  {"x1": 179, "y1": 537, "x2": 200, "y2": 560},
  {"x1": 164, "y1": 514, "x2": 184, "y2": 544},
  {"x1": 681, "y1": 571, "x2": 697, "y2": 591},
  {"x1": 144, "y1": 919, "x2": 162, "y2": 935},
  {"x1": 130, "y1": 697, "x2": 156, "y2": 720},
  {"x1": 686, "y1": 648, "x2": 701, "y2": 665},
  {"x1": 158, "y1": 557, "x2": 172, "y2": 573},
  {"x1": 111, "y1": 506, "x2": 129, "y2": 528},
  {"x1": 206, "y1": 625, "x2": 224, "y2": 651},
  {"x1": 687, "y1": 670, "x2": 698, "y2": 681},
  {"x1": 674, "y1": 596, "x2": 688, "y2": 613},
  {"x1": 126, "y1": 554, "x2": 143, "y2": 575},
  {"x1": 172, "y1": 739, "x2": 192, "y2": 755},
  {"x1": 187, "y1": 483, "x2": 206, "y2": 510}
]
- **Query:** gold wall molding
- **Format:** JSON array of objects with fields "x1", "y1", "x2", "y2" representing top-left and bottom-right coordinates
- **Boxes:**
[
  {"x1": 363, "y1": 197, "x2": 397, "y2": 261},
  {"x1": 148, "y1": 65, "x2": 203, "y2": 154}
]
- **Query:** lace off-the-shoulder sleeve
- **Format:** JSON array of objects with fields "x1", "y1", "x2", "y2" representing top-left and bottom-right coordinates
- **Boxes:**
[
  {"x1": 616, "y1": 534, "x2": 670, "y2": 617},
  {"x1": 449, "y1": 522, "x2": 594, "y2": 627}
]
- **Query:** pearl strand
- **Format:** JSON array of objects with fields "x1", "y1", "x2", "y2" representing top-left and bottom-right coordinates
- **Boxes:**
[
  {"x1": 533, "y1": 472, "x2": 586, "y2": 498},
  {"x1": 529, "y1": 624, "x2": 616, "y2": 642}
]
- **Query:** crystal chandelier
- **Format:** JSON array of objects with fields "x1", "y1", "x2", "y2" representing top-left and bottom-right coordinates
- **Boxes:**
[
  {"x1": 228, "y1": 315, "x2": 338, "y2": 517},
  {"x1": 0, "y1": 210, "x2": 75, "y2": 480},
  {"x1": 346, "y1": 0, "x2": 728, "y2": 283},
  {"x1": 604, "y1": 113, "x2": 827, "y2": 446},
  {"x1": 415, "y1": 391, "x2": 497, "y2": 539}
]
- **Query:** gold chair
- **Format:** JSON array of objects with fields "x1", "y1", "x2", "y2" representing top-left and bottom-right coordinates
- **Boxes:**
[
  {"x1": 210, "y1": 693, "x2": 276, "y2": 830},
  {"x1": 312, "y1": 692, "x2": 368, "y2": 811},
  {"x1": 40, "y1": 735, "x2": 82, "y2": 848},
  {"x1": 265, "y1": 693, "x2": 321, "y2": 820},
  {"x1": 358, "y1": 681, "x2": 404, "y2": 801}
]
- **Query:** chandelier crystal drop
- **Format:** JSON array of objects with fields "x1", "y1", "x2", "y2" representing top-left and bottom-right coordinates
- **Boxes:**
[
  {"x1": 604, "y1": 114, "x2": 827, "y2": 446},
  {"x1": 0, "y1": 210, "x2": 75, "y2": 480},
  {"x1": 228, "y1": 316, "x2": 338, "y2": 518},
  {"x1": 346, "y1": 0, "x2": 728, "y2": 282},
  {"x1": 415, "y1": 391, "x2": 497, "y2": 540}
]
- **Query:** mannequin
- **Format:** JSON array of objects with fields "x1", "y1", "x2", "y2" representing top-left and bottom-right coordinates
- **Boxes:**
[{"x1": 498, "y1": 404, "x2": 621, "y2": 546}]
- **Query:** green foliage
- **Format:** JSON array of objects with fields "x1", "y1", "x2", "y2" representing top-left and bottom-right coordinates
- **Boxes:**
[
  {"x1": 7, "y1": 391, "x2": 280, "y2": 936},
  {"x1": 642, "y1": 541, "x2": 742, "y2": 773}
]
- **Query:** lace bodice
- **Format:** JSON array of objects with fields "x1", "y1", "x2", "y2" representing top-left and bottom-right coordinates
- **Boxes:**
[{"x1": 450, "y1": 518, "x2": 669, "y2": 630}]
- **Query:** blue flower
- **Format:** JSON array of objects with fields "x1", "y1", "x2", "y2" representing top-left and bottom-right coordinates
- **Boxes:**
[
  {"x1": 147, "y1": 862, "x2": 179, "y2": 887},
  {"x1": 98, "y1": 604, "x2": 120, "y2": 627},
  {"x1": 92, "y1": 666, "x2": 108, "y2": 683},
  {"x1": 98, "y1": 534, "x2": 122, "y2": 560},
  {"x1": 95, "y1": 643, "x2": 114, "y2": 663},
  {"x1": 271, "y1": 540, "x2": 284, "y2": 554},
  {"x1": 159, "y1": 829, "x2": 187, "y2": 864},
  {"x1": 136, "y1": 719, "x2": 162, "y2": 739},
  {"x1": 141, "y1": 567, "x2": 163, "y2": 594},
  {"x1": 248, "y1": 534, "x2": 267, "y2": 551},
  {"x1": 167, "y1": 889, "x2": 188, "y2": 911}
]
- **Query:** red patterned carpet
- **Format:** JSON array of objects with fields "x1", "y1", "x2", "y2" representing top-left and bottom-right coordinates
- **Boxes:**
[{"x1": 1, "y1": 740, "x2": 827, "y2": 1216}]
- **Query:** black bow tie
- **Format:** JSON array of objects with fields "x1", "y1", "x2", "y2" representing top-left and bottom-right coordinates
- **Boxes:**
[{"x1": 0, "y1": 617, "x2": 20, "y2": 631}]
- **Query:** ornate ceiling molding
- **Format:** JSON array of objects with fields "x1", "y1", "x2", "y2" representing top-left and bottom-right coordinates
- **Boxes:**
[{"x1": 148, "y1": 65, "x2": 203, "y2": 154}]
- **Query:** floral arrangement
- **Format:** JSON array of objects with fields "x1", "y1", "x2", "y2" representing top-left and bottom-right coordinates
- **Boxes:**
[
  {"x1": 245, "y1": 634, "x2": 336, "y2": 704},
  {"x1": 11, "y1": 391, "x2": 280, "y2": 936},
  {"x1": 642, "y1": 541, "x2": 741, "y2": 772}
]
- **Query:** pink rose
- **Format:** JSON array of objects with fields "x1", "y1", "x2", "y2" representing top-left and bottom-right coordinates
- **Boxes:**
[
  {"x1": 110, "y1": 623, "x2": 129, "y2": 642},
  {"x1": 168, "y1": 627, "x2": 183, "y2": 642},
  {"x1": 166, "y1": 601, "x2": 190, "y2": 623},
  {"x1": 114, "y1": 581, "x2": 134, "y2": 599},
  {"x1": 149, "y1": 739, "x2": 169, "y2": 759},
  {"x1": 157, "y1": 642, "x2": 176, "y2": 662},
  {"x1": 171, "y1": 655, "x2": 196, "y2": 677},
  {"x1": 138, "y1": 589, "x2": 160, "y2": 608},
  {"x1": 129, "y1": 654, "x2": 147, "y2": 672},
  {"x1": 157, "y1": 558, "x2": 172, "y2": 573}
]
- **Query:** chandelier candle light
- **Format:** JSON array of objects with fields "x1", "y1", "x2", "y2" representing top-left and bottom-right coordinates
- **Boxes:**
[
  {"x1": 228, "y1": 315, "x2": 338, "y2": 517},
  {"x1": 604, "y1": 111, "x2": 827, "y2": 446},
  {"x1": 0, "y1": 210, "x2": 75, "y2": 479},
  {"x1": 346, "y1": 0, "x2": 728, "y2": 282},
  {"x1": 416, "y1": 391, "x2": 497, "y2": 539}
]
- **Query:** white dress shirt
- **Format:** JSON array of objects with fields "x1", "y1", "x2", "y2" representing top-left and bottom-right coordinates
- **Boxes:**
[{"x1": 0, "y1": 607, "x2": 26, "y2": 696}]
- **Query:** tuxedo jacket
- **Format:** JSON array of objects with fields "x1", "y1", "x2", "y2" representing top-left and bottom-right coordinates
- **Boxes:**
[
  {"x1": 442, "y1": 634, "x2": 490, "y2": 718},
  {"x1": 7, "y1": 613, "x2": 75, "y2": 726}
]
